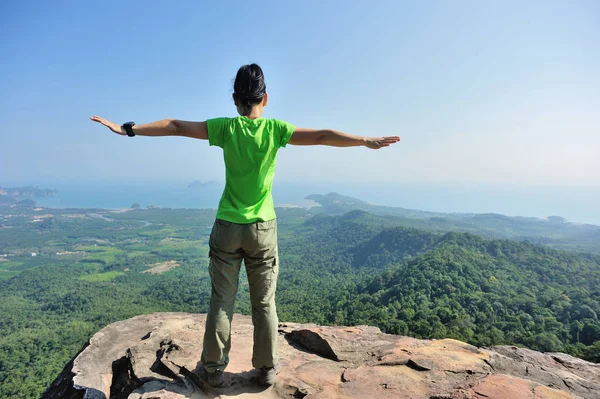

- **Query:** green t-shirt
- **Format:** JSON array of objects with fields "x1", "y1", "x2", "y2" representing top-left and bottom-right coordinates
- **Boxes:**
[{"x1": 207, "y1": 116, "x2": 295, "y2": 223}]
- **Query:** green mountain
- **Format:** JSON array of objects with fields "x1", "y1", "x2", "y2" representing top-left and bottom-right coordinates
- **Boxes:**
[
  {"x1": 307, "y1": 192, "x2": 600, "y2": 254},
  {"x1": 306, "y1": 192, "x2": 446, "y2": 218},
  {"x1": 274, "y1": 211, "x2": 600, "y2": 360},
  {"x1": 1, "y1": 203, "x2": 599, "y2": 397},
  {"x1": 344, "y1": 231, "x2": 600, "y2": 352}
]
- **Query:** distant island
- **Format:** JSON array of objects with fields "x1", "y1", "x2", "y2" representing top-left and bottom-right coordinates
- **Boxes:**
[
  {"x1": 0, "y1": 186, "x2": 56, "y2": 205},
  {"x1": 187, "y1": 180, "x2": 221, "y2": 190}
]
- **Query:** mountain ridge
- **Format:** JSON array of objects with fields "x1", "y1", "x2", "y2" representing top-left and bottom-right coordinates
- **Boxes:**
[{"x1": 305, "y1": 192, "x2": 600, "y2": 254}]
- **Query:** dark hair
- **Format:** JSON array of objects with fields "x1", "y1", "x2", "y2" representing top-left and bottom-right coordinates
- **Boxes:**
[{"x1": 233, "y1": 64, "x2": 266, "y2": 114}]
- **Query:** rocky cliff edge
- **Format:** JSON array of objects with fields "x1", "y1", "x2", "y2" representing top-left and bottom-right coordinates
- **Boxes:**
[{"x1": 42, "y1": 313, "x2": 600, "y2": 399}]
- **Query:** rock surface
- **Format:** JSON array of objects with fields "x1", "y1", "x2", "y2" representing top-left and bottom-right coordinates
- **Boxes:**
[{"x1": 43, "y1": 312, "x2": 600, "y2": 399}]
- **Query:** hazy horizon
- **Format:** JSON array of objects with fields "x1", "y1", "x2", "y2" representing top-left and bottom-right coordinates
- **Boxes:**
[{"x1": 2, "y1": 178, "x2": 599, "y2": 225}]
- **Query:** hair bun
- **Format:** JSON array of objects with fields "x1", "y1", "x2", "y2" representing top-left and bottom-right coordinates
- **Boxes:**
[{"x1": 233, "y1": 64, "x2": 267, "y2": 108}]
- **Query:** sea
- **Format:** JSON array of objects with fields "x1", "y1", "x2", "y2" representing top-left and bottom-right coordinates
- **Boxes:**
[{"x1": 3, "y1": 179, "x2": 600, "y2": 226}]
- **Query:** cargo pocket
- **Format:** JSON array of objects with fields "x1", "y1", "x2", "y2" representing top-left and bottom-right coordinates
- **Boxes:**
[{"x1": 250, "y1": 257, "x2": 278, "y2": 306}]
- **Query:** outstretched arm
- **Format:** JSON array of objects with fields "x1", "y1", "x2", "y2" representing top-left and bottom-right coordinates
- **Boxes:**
[
  {"x1": 90, "y1": 116, "x2": 208, "y2": 140},
  {"x1": 288, "y1": 127, "x2": 400, "y2": 149}
]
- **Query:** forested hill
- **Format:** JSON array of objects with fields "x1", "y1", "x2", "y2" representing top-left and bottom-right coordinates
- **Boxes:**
[
  {"x1": 343, "y1": 233, "x2": 600, "y2": 356},
  {"x1": 1, "y1": 204, "x2": 599, "y2": 397},
  {"x1": 307, "y1": 192, "x2": 600, "y2": 254},
  {"x1": 276, "y1": 211, "x2": 600, "y2": 363}
]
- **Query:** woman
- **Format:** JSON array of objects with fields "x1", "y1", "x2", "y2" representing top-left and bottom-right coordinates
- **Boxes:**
[{"x1": 91, "y1": 64, "x2": 400, "y2": 388}]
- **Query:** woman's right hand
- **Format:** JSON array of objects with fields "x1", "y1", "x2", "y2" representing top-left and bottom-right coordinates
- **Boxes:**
[{"x1": 90, "y1": 116, "x2": 125, "y2": 135}]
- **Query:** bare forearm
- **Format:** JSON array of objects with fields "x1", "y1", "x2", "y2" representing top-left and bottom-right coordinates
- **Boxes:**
[
  {"x1": 315, "y1": 129, "x2": 367, "y2": 147},
  {"x1": 131, "y1": 119, "x2": 178, "y2": 136},
  {"x1": 289, "y1": 127, "x2": 400, "y2": 149}
]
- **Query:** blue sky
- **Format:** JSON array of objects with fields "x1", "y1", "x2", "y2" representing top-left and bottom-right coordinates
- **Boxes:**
[{"x1": 1, "y1": 0, "x2": 599, "y2": 188}]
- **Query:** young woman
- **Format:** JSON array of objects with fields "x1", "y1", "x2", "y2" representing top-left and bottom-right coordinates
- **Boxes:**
[{"x1": 91, "y1": 64, "x2": 400, "y2": 388}]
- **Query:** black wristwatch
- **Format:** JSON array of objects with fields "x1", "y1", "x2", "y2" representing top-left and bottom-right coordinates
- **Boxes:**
[{"x1": 122, "y1": 122, "x2": 136, "y2": 137}]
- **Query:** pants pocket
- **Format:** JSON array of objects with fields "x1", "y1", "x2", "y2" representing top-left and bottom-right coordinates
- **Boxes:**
[
  {"x1": 211, "y1": 219, "x2": 239, "y2": 252},
  {"x1": 248, "y1": 257, "x2": 278, "y2": 306},
  {"x1": 256, "y1": 220, "x2": 277, "y2": 251}
]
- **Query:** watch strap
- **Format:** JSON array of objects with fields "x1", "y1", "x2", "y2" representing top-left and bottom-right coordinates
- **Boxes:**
[{"x1": 122, "y1": 122, "x2": 136, "y2": 137}]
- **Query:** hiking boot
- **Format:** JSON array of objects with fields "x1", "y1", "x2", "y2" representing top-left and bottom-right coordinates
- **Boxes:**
[
  {"x1": 259, "y1": 366, "x2": 280, "y2": 386},
  {"x1": 207, "y1": 370, "x2": 224, "y2": 388}
]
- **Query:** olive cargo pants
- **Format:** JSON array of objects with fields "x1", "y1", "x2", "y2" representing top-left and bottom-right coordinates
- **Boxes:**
[{"x1": 201, "y1": 218, "x2": 280, "y2": 373}]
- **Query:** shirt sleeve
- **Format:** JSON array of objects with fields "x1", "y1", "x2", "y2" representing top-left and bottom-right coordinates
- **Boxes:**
[
  {"x1": 275, "y1": 119, "x2": 296, "y2": 148},
  {"x1": 206, "y1": 118, "x2": 229, "y2": 148}
]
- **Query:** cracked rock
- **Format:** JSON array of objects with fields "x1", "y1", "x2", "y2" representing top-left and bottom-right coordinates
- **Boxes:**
[{"x1": 42, "y1": 313, "x2": 599, "y2": 399}]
